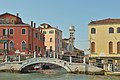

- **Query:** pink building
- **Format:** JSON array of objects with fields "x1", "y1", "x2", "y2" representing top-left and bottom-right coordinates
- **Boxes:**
[{"x1": 37, "y1": 23, "x2": 62, "y2": 58}]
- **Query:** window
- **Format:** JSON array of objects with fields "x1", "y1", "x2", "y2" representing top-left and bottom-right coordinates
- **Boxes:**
[
  {"x1": 6, "y1": 18, "x2": 9, "y2": 24},
  {"x1": 43, "y1": 37, "x2": 45, "y2": 42},
  {"x1": 10, "y1": 41, "x2": 14, "y2": 50},
  {"x1": 3, "y1": 29, "x2": 8, "y2": 36},
  {"x1": 44, "y1": 25, "x2": 46, "y2": 28},
  {"x1": 91, "y1": 42, "x2": 95, "y2": 53},
  {"x1": 35, "y1": 46, "x2": 37, "y2": 51},
  {"x1": 43, "y1": 31, "x2": 46, "y2": 34},
  {"x1": 109, "y1": 41, "x2": 113, "y2": 54},
  {"x1": 44, "y1": 46, "x2": 46, "y2": 51},
  {"x1": 3, "y1": 29, "x2": 6, "y2": 35},
  {"x1": 39, "y1": 35, "x2": 42, "y2": 41},
  {"x1": 10, "y1": 29, "x2": 13, "y2": 35},
  {"x1": 109, "y1": 27, "x2": 114, "y2": 33},
  {"x1": 50, "y1": 38, "x2": 52, "y2": 42},
  {"x1": 49, "y1": 30, "x2": 54, "y2": 34},
  {"x1": 91, "y1": 28, "x2": 96, "y2": 34},
  {"x1": 55, "y1": 31, "x2": 57, "y2": 34},
  {"x1": 29, "y1": 44, "x2": 31, "y2": 50},
  {"x1": 11, "y1": 18, "x2": 14, "y2": 24},
  {"x1": 4, "y1": 42, "x2": 8, "y2": 49},
  {"x1": 35, "y1": 33, "x2": 38, "y2": 38},
  {"x1": 22, "y1": 41, "x2": 26, "y2": 50},
  {"x1": 0, "y1": 18, "x2": 4, "y2": 24},
  {"x1": 50, "y1": 46, "x2": 52, "y2": 52},
  {"x1": 117, "y1": 27, "x2": 120, "y2": 33},
  {"x1": 22, "y1": 29, "x2": 26, "y2": 34},
  {"x1": 117, "y1": 42, "x2": 120, "y2": 53}
]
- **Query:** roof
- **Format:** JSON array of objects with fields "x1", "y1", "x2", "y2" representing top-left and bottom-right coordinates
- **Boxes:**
[
  {"x1": 40, "y1": 23, "x2": 51, "y2": 28},
  {"x1": 63, "y1": 38, "x2": 69, "y2": 41},
  {"x1": 39, "y1": 23, "x2": 62, "y2": 32},
  {"x1": 0, "y1": 12, "x2": 21, "y2": 20},
  {"x1": 89, "y1": 18, "x2": 120, "y2": 25},
  {"x1": 62, "y1": 39, "x2": 84, "y2": 53}
]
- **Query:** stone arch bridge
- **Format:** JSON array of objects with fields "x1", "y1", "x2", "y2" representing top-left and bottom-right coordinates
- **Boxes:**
[
  {"x1": 21, "y1": 58, "x2": 71, "y2": 72},
  {"x1": 0, "y1": 57, "x2": 104, "y2": 73}
]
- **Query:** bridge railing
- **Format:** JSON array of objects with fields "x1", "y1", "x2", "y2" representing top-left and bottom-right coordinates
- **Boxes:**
[
  {"x1": 21, "y1": 57, "x2": 73, "y2": 72},
  {"x1": 21, "y1": 57, "x2": 71, "y2": 68}
]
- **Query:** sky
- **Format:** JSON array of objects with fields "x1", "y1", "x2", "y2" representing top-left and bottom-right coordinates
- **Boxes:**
[{"x1": 0, "y1": 0, "x2": 120, "y2": 51}]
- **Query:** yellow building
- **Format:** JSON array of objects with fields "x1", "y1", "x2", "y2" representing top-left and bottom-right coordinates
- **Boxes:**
[
  {"x1": 88, "y1": 18, "x2": 120, "y2": 71},
  {"x1": 39, "y1": 23, "x2": 62, "y2": 58}
]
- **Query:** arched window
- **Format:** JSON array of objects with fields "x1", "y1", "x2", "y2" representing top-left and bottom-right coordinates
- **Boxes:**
[
  {"x1": 109, "y1": 41, "x2": 113, "y2": 54},
  {"x1": 91, "y1": 28, "x2": 96, "y2": 34},
  {"x1": 117, "y1": 42, "x2": 120, "y2": 53},
  {"x1": 117, "y1": 27, "x2": 120, "y2": 33},
  {"x1": 10, "y1": 41, "x2": 14, "y2": 50},
  {"x1": 4, "y1": 42, "x2": 8, "y2": 49},
  {"x1": 22, "y1": 41, "x2": 26, "y2": 50},
  {"x1": 91, "y1": 42, "x2": 95, "y2": 53},
  {"x1": 109, "y1": 27, "x2": 114, "y2": 33}
]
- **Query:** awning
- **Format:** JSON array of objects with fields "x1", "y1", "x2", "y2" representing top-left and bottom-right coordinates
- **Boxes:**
[{"x1": 0, "y1": 40, "x2": 8, "y2": 43}]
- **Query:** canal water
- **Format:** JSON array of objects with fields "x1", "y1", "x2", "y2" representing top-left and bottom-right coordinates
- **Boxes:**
[{"x1": 0, "y1": 72, "x2": 120, "y2": 80}]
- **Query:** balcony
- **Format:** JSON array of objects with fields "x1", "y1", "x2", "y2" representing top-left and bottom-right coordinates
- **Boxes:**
[{"x1": 0, "y1": 36, "x2": 8, "y2": 42}]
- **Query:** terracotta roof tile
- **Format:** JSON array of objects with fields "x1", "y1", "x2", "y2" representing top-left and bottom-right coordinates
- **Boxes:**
[{"x1": 89, "y1": 18, "x2": 120, "y2": 25}]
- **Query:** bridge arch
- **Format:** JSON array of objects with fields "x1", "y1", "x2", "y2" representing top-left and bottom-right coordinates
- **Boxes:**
[{"x1": 20, "y1": 58, "x2": 71, "y2": 72}]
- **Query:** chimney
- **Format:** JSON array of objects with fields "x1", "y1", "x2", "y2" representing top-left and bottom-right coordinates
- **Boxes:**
[
  {"x1": 17, "y1": 13, "x2": 19, "y2": 17},
  {"x1": 34, "y1": 23, "x2": 36, "y2": 28},
  {"x1": 31, "y1": 21, "x2": 33, "y2": 27}
]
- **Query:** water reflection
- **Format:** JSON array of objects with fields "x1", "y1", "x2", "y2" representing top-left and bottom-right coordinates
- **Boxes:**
[{"x1": 0, "y1": 72, "x2": 120, "y2": 80}]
